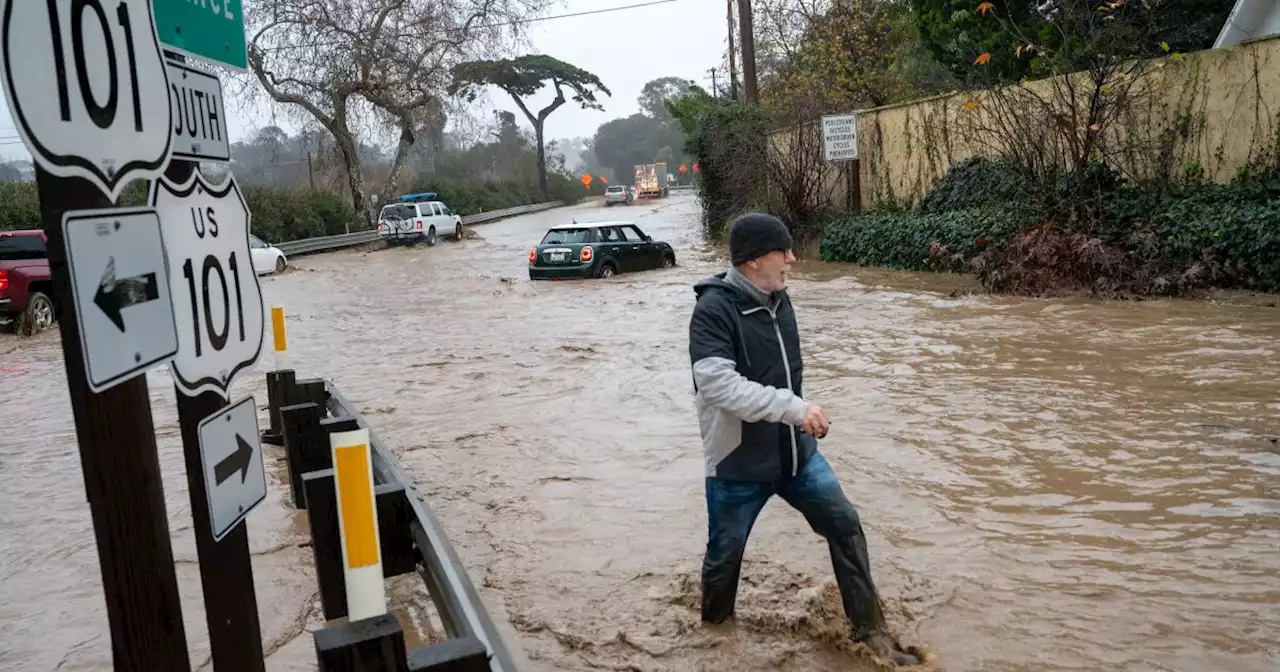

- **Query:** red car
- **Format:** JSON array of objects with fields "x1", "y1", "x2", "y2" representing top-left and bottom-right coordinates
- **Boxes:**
[{"x1": 0, "y1": 229, "x2": 55, "y2": 335}]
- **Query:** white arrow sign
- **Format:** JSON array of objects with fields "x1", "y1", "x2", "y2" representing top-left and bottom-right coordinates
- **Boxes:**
[
  {"x1": 62, "y1": 206, "x2": 179, "y2": 393},
  {"x1": 150, "y1": 171, "x2": 264, "y2": 399},
  {"x1": 198, "y1": 395, "x2": 267, "y2": 542},
  {"x1": 1, "y1": 0, "x2": 174, "y2": 201}
]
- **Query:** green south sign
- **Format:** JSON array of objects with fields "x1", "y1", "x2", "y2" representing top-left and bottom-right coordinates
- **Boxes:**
[{"x1": 151, "y1": 0, "x2": 248, "y2": 71}]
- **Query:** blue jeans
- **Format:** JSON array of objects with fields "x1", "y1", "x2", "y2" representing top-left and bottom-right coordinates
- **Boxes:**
[{"x1": 702, "y1": 451, "x2": 886, "y2": 640}]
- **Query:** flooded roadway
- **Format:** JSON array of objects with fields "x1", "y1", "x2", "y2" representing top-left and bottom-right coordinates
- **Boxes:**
[{"x1": 2, "y1": 192, "x2": 1278, "y2": 671}]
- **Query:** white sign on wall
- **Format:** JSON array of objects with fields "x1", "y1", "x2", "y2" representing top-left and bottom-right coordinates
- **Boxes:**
[{"x1": 821, "y1": 113, "x2": 859, "y2": 162}]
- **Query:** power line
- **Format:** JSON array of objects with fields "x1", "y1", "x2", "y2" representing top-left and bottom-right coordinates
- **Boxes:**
[{"x1": 258, "y1": 0, "x2": 681, "y2": 52}]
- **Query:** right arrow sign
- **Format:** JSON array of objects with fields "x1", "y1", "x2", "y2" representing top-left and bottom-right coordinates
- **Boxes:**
[
  {"x1": 214, "y1": 434, "x2": 254, "y2": 486},
  {"x1": 198, "y1": 395, "x2": 267, "y2": 542}
]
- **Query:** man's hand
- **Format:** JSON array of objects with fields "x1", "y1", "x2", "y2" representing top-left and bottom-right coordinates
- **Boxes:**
[{"x1": 801, "y1": 403, "x2": 830, "y2": 438}]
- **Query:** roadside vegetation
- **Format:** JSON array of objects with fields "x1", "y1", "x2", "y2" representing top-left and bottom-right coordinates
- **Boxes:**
[{"x1": 667, "y1": 0, "x2": 1279, "y2": 297}]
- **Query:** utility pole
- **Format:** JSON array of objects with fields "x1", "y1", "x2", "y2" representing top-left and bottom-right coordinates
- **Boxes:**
[
  {"x1": 710, "y1": 68, "x2": 720, "y2": 98},
  {"x1": 307, "y1": 151, "x2": 316, "y2": 192},
  {"x1": 737, "y1": 0, "x2": 759, "y2": 103},
  {"x1": 727, "y1": 0, "x2": 740, "y2": 100}
]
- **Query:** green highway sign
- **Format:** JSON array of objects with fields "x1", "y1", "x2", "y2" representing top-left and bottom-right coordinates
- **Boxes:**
[{"x1": 151, "y1": 0, "x2": 248, "y2": 71}]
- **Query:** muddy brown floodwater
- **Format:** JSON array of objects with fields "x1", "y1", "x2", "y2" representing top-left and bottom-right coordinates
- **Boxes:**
[{"x1": 3, "y1": 192, "x2": 1278, "y2": 671}]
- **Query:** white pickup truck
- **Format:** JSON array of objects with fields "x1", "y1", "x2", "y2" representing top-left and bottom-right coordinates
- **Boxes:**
[{"x1": 376, "y1": 193, "x2": 464, "y2": 246}]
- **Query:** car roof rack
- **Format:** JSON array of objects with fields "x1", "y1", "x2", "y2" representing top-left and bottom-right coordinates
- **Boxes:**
[{"x1": 398, "y1": 192, "x2": 438, "y2": 202}]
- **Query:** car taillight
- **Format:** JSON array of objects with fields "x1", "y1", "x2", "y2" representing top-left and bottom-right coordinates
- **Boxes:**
[
  {"x1": 416, "y1": 220, "x2": 423, "y2": 229},
  {"x1": 528, "y1": 248, "x2": 537, "y2": 263},
  {"x1": 580, "y1": 246, "x2": 593, "y2": 263},
  {"x1": 0, "y1": 269, "x2": 7, "y2": 293}
]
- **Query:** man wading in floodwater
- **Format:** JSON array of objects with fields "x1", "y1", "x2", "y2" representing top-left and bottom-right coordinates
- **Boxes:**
[{"x1": 688, "y1": 212, "x2": 919, "y2": 667}]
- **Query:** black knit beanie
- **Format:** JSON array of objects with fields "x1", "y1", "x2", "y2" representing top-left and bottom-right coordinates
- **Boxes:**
[{"x1": 728, "y1": 212, "x2": 793, "y2": 265}]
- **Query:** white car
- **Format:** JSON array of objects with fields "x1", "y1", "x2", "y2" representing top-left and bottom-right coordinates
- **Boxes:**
[
  {"x1": 376, "y1": 192, "x2": 464, "y2": 246},
  {"x1": 248, "y1": 234, "x2": 288, "y2": 275},
  {"x1": 603, "y1": 184, "x2": 632, "y2": 206}
]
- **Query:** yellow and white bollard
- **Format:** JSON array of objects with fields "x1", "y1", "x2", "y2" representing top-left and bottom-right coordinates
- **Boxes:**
[
  {"x1": 329, "y1": 427, "x2": 386, "y2": 621},
  {"x1": 271, "y1": 305, "x2": 289, "y2": 370}
]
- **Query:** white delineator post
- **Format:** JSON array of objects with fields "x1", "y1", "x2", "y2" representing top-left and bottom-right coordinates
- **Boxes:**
[
  {"x1": 329, "y1": 428, "x2": 386, "y2": 621},
  {"x1": 271, "y1": 306, "x2": 288, "y2": 370}
]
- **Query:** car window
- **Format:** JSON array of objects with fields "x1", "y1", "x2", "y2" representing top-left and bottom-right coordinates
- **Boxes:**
[
  {"x1": 598, "y1": 227, "x2": 621, "y2": 242},
  {"x1": 606, "y1": 186, "x2": 623, "y2": 193},
  {"x1": 0, "y1": 233, "x2": 47, "y2": 260},
  {"x1": 540, "y1": 228, "x2": 593, "y2": 244},
  {"x1": 431, "y1": 203, "x2": 443, "y2": 216},
  {"x1": 248, "y1": 235, "x2": 265, "y2": 249},
  {"x1": 438, "y1": 203, "x2": 453, "y2": 216},
  {"x1": 623, "y1": 225, "x2": 648, "y2": 242},
  {"x1": 380, "y1": 204, "x2": 409, "y2": 220}
]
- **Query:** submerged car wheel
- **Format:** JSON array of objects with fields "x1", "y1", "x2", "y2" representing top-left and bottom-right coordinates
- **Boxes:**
[
  {"x1": 661, "y1": 253, "x2": 675, "y2": 268},
  {"x1": 455, "y1": 222, "x2": 463, "y2": 240},
  {"x1": 426, "y1": 226, "x2": 437, "y2": 246},
  {"x1": 275, "y1": 256, "x2": 287, "y2": 273},
  {"x1": 598, "y1": 263, "x2": 616, "y2": 279},
  {"x1": 19, "y1": 292, "x2": 55, "y2": 336}
]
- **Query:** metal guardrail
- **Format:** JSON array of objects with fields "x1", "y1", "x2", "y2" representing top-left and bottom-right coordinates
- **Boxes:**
[
  {"x1": 274, "y1": 201, "x2": 565, "y2": 257},
  {"x1": 265, "y1": 371, "x2": 519, "y2": 671},
  {"x1": 326, "y1": 385, "x2": 518, "y2": 672}
]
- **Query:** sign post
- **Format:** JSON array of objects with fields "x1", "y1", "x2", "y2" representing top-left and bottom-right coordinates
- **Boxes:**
[
  {"x1": 156, "y1": 123, "x2": 267, "y2": 670},
  {"x1": 1, "y1": 1, "x2": 191, "y2": 669}
]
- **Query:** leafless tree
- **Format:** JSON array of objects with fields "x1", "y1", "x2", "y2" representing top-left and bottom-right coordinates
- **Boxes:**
[
  {"x1": 243, "y1": 0, "x2": 550, "y2": 224},
  {"x1": 765, "y1": 97, "x2": 840, "y2": 241},
  {"x1": 752, "y1": 0, "x2": 828, "y2": 79}
]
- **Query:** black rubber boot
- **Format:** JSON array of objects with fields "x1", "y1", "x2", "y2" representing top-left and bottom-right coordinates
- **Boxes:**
[{"x1": 859, "y1": 630, "x2": 921, "y2": 667}]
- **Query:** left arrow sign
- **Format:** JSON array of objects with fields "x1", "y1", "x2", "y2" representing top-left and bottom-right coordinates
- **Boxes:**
[
  {"x1": 62, "y1": 207, "x2": 179, "y2": 393},
  {"x1": 94, "y1": 257, "x2": 160, "y2": 332}
]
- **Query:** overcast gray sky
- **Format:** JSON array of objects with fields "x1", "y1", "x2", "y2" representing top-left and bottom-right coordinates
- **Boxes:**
[{"x1": 0, "y1": 0, "x2": 726, "y2": 161}]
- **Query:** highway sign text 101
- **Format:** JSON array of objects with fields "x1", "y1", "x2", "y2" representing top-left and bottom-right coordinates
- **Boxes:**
[
  {"x1": 48, "y1": 0, "x2": 144, "y2": 131},
  {"x1": 151, "y1": 172, "x2": 263, "y2": 399},
  {"x1": 182, "y1": 206, "x2": 248, "y2": 358},
  {"x1": 1, "y1": 0, "x2": 172, "y2": 200}
]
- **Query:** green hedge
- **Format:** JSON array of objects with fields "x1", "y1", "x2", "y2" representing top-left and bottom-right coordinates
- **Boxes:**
[
  {"x1": 819, "y1": 205, "x2": 1031, "y2": 271},
  {"x1": 1102, "y1": 183, "x2": 1280, "y2": 290},
  {"x1": 919, "y1": 157, "x2": 1037, "y2": 214},
  {"x1": 820, "y1": 184, "x2": 1280, "y2": 293},
  {"x1": 0, "y1": 175, "x2": 580, "y2": 242},
  {"x1": 820, "y1": 151, "x2": 1280, "y2": 294},
  {"x1": 0, "y1": 182, "x2": 41, "y2": 232}
]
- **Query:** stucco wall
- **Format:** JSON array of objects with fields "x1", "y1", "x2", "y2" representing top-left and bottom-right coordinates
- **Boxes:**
[{"x1": 833, "y1": 35, "x2": 1280, "y2": 210}]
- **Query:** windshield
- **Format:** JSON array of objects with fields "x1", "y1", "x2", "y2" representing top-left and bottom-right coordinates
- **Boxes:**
[
  {"x1": 606, "y1": 186, "x2": 624, "y2": 193},
  {"x1": 0, "y1": 234, "x2": 46, "y2": 261},
  {"x1": 540, "y1": 228, "x2": 593, "y2": 245}
]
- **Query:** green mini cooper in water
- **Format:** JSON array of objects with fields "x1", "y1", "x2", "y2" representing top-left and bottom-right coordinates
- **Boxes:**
[{"x1": 528, "y1": 221, "x2": 677, "y2": 280}]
